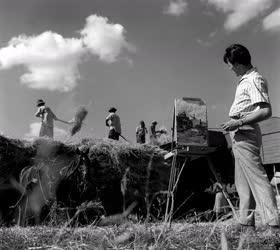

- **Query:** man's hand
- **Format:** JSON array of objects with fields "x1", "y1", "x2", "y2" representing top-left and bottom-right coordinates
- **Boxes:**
[{"x1": 220, "y1": 119, "x2": 240, "y2": 132}]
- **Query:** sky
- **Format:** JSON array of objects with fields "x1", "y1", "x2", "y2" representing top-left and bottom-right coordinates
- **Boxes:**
[{"x1": 0, "y1": 0, "x2": 280, "y2": 142}]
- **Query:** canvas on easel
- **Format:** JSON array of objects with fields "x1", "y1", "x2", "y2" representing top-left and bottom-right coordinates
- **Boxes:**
[{"x1": 174, "y1": 97, "x2": 208, "y2": 146}]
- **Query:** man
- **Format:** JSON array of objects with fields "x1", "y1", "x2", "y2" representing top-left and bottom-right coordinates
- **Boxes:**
[
  {"x1": 105, "y1": 107, "x2": 121, "y2": 140},
  {"x1": 149, "y1": 121, "x2": 158, "y2": 145},
  {"x1": 149, "y1": 121, "x2": 165, "y2": 145},
  {"x1": 35, "y1": 99, "x2": 71, "y2": 139},
  {"x1": 136, "y1": 120, "x2": 148, "y2": 144},
  {"x1": 221, "y1": 44, "x2": 279, "y2": 229}
]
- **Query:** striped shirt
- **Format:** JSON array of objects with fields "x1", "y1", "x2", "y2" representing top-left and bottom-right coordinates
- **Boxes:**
[{"x1": 229, "y1": 67, "x2": 270, "y2": 118}]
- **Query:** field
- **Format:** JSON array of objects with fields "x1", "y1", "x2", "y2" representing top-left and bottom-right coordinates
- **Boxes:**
[
  {"x1": 0, "y1": 219, "x2": 280, "y2": 250},
  {"x1": 0, "y1": 136, "x2": 279, "y2": 249}
]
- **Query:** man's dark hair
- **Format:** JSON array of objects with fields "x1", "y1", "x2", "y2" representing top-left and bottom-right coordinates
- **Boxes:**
[{"x1": 223, "y1": 44, "x2": 251, "y2": 66}]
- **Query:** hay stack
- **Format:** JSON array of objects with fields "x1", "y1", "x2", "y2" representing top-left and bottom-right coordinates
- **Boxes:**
[
  {"x1": 0, "y1": 135, "x2": 171, "y2": 221},
  {"x1": 0, "y1": 136, "x2": 34, "y2": 184},
  {"x1": 79, "y1": 138, "x2": 170, "y2": 214}
]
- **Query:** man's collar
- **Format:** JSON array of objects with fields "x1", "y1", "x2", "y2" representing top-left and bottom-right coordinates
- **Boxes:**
[{"x1": 239, "y1": 67, "x2": 257, "y2": 82}]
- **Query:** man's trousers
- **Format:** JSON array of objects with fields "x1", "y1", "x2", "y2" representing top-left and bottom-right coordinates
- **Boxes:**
[{"x1": 230, "y1": 124, "x2": 279, "y2": 226}]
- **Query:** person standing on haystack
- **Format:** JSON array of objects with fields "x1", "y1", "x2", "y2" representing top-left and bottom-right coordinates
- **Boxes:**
[
  {"x1": 136, "y1": 120, "x2": 148, "y2": 144},
  {"x1": 105, "y1": 107, "x2": 122, "y2": 140},
  {"x1": 221, "y1": 44, "x2": 279, "y2": 229},
  {"x1": 149, "y1": 121, "x2": 163, "y2": 145},
  {"x1": 35, "y1": 99, "x2": 72, "y2": 139}
]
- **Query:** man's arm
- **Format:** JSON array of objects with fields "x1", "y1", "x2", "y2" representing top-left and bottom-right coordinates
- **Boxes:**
[
  {"x1": 240, "y1": 102, "x2": 272, "y2": 125},
  {"x1": 105, "y1": 114, "x2": 112, "y2": 127},
  {"x1": 221, "y1": 103, "x2": 272, "y2": 131},
  {"x1": 56, "y1": 118, "x2": 73, "y2": 124},
  {"x1": 49, "y1": 108, "x2": 73, "y2": 124}
]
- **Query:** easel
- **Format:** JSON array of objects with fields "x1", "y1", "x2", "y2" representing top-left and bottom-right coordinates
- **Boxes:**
[
  {"x1": 164, "y1": 146, "x2": 238, "y2": 225},
  {"x1": 164, "y1": 98, "x2": 237, "y2": 225}
]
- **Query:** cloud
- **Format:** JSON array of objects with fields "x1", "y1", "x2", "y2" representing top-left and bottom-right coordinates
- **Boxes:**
[
  {"x1": 164, "y1": 0, "x2": 188, "y2": 17},
  {"x1": 203, "y1": 0, "x2": 273, "y2": 31},
  {"x1": 0, "y1": 32, "x2": 85, "y2": 92},
  {"x1": 196, "y1": 30, "x2": 218, "y2": 47},
  {"x1": 24, "y1": 122, "x2": 68, "y2": 141},
  {"x1": 0, "y1": 14, "x2": 134, "y2": 91},
  {"x1": 81, "y1": 15, "x2": 135, "y2": 63},
  {"x1": 196, "y1": 39, "x2": 212, "y2": 47},
  {"x1": 263, "y1": 7, "x2": 280, "y2": 31}
]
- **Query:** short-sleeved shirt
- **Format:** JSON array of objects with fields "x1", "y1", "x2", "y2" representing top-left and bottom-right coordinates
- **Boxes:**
[
  {"x1": 229, "y1": 67, "x2": 270, "y2": 118},
  {"x1": 106, "y1": 112, "x2": 122, "y2": 134}
]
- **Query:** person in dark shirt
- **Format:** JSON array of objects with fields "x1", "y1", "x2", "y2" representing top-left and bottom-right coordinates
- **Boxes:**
[
  {"x1": 105, "y1": 107, "x2": 122, "y2": 140},
  {"x1": 136, "y1": 120, "x2": 148, "y2": 144}
]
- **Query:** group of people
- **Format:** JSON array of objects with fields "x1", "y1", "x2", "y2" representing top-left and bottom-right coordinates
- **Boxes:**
[
  {"x1": 105, "y1": 106, "x2": 164, "y2": 144},
  {"x1": 35, "y1": 43, "x2": 280, "y2": 229},
  {"x1": 35, "y1": 100, "x2": 164, "y2": 145}
]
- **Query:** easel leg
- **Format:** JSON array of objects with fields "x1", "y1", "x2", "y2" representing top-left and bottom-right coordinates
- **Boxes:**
[
  {"x1": 164, "y1": 152, "x2": 177, "y2": 224},
  {"x1": 164, "y1": 154, "x2": 189, "y2": 225}
]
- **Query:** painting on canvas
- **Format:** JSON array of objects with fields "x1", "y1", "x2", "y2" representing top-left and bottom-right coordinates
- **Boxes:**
[{"x1": 175, "y1": 97, "x2": 208, "y2": 146}]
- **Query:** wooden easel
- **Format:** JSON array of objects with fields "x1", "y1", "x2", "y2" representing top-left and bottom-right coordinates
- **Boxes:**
[{"x1": 164, "y1": 99, "x2": 237, "y2": 225}]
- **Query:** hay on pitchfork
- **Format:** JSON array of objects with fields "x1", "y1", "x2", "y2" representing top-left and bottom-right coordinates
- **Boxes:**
[{"x1": 70, "y1": 107, "x2": 88, "y2": 136}]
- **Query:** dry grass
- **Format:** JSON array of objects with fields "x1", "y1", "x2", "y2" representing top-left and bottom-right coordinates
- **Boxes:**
[
  {"x1": 70, "y1": 107, "x2": 88, "y2": 136},
  {"x1": 0, "y1": 220, "x2": 280, "y2": 250}
]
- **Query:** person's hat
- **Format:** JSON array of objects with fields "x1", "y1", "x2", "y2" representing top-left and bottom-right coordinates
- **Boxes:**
[
  {"x1": 152, "y1": 120, "x2": 157, "y2": 125},
  {"x1": 37, "y1": 99, "x2": 45, "y2": 107},
  {"x1": 108, "y1": 107, "x2": 117, "y2": 112}
]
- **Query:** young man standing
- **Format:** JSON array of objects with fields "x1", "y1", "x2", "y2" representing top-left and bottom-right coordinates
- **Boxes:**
[
  {"x1": 221, "y1": 44, "x2": 279, "y2": 229},
  {"x1": 105, "y1": 107, "x2": 122, "y2": 140},
  {"x1": 35, "y1": 99, "x2": 71, "y2": 139}
]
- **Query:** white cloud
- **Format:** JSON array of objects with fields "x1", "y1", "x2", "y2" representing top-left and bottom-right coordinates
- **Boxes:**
[
  {"x1": 203, "y1": 0, "x2": 273, "y2": 31},
  {"x1": 24, "y1": 122, "x2": 68, "y2": 141},
  {"x1": 0, "y1": 32, "x2": 85, "y2": 92},
  {"x1": 164, "y1": 0, "x2": 188, "y2": 17},
  {"x1": 0, "y1": 14, "x2": 134, "y2": 91},
  {"x1": 196, "y1": 38, "x2": 212, "y2": 47},
  {"x1": 263, "y1": 7, "x2": 280, "y2": 31},
  {"x1": 196, "y1": 30, "x2": 218, "y2": 47},
  {"x1": 81, "y1": 15, "x2": 135, "y2": 63}
]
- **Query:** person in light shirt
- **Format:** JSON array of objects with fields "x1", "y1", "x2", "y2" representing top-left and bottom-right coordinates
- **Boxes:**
[
  {"x1": 35, "y1": 99, "x2": 72, "y2": 139},
  {"x1": 221, "y1": 44, "x2": 279, "y2": 230}
]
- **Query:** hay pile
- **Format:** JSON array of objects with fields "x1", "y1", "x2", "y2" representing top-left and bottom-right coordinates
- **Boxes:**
[
  {"x1": 70, "y1": 106, "x2": 88, "y2": 136},
  {"x1": 79, "y1": 138, "x2": 170, "y2": 214},
  {"x1": 0, "y1": 136, "x2": 34, "y2": 184},
  {"x1": 0, "y1": 135, "x2": 170, "y2": 223}
]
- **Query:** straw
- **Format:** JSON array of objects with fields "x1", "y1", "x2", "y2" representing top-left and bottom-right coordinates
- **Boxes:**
[{"x1": 70, "y1": 107, "x2": 88, "y2": 136}]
